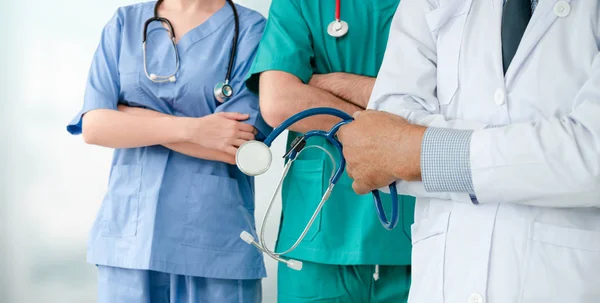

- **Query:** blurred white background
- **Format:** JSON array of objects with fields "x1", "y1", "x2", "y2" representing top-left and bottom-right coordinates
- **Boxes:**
[{"x1": 0, "y1": 1, "x2": 286, "y2": 302}]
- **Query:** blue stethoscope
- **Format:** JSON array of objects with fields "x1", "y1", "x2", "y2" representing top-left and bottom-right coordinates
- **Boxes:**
[{"x1": 237, "y1": 108, "x2": 399, "y2": 271}]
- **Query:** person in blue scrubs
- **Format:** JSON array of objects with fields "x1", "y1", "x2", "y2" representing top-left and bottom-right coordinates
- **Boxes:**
[{"x1": 66, "y1": 1, "x2": 270, "y2": 302}]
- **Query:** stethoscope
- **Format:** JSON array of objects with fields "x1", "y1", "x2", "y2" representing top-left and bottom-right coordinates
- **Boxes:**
[
  {"x1": 327, "y1": 0, "x2": 349, "y2": 38},
  {"x1": 142, "y1": 0, "x2": 240, "y2": 102},
  {"x1": 236, "y1": 108, "x2": 400, "y2": 271}
]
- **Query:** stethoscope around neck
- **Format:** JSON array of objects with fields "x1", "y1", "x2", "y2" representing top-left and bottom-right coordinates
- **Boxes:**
[
  {"x1": 236, "y1": 108, "x2": 400, "y2": 271},
  {"x1": 142, "y1": 0, "x2": 239, "y2": 102}
]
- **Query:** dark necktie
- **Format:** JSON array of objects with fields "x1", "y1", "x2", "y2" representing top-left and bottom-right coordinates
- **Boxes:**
[{"x1": 501, "y1": 0, "x2": 532, "y2": 74}]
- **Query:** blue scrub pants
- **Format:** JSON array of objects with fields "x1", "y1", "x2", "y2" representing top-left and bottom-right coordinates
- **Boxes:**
[{"x1": 97, "y1": 266, "x2": 262, "y2": 303}]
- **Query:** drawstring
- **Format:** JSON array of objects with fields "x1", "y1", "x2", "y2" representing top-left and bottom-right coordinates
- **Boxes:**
[{"x1": 373, "y1": 265, "x2": 380, "y2": 281}]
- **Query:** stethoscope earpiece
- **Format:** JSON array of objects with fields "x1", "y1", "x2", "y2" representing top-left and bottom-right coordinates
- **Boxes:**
[
  {"x1": 236, "y1": 140, "x2": 272, "y2": 176},
  {"x1": 240, "y1": 231, "x2": 303, "y2": 271}
]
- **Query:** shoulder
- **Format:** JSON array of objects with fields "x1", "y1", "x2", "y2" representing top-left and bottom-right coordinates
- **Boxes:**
[
  {"x1": 233, "y1": 3, "x2": 266, "y2": 37},
  {"x1": 105, "y1": 1, "x2": 154, "y2": 29}
]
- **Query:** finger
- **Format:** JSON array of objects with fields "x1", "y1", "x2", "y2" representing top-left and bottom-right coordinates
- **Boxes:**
[
  {"x1": 232, "y1": 139, "x2": 250, "y2": 147},
  {"x1": 353, "y1": 111, "x2": 362, "y2": 119},
  {"x1": 225, "y1": 145, "x2": 238, "y2": 156},
  {"x1": 219, "y1": 112, "x2": 250, "y2": 121},
  {"x1": 237, "y1": 131, "x2": 255, "y2": 141},
  {"x1": 253, "y1": 128, "x2": 258, "y2": 135},
  {"x1": 345, "y1": 163, "x2": 355, "y2": 179},
  {"x1": 337, "y1": 125, "x2": 348, "y2": 142},
  {"x1": 237, "y1": 122, "x2": 255, "y2": 133},
  {"x1": 352, "y1": 180, "x2": 371, "y2": 195}
]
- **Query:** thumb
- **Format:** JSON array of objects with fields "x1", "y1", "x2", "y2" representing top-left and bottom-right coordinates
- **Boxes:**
[
  {"x1": 352, "y1": 180, "x2": 371, "y2": 195},
  {"x1": 218, "y1": 112, "x2": 250, "y2": 121}
]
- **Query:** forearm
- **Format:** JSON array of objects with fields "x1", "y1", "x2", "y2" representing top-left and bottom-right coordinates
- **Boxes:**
[
  {"x1": 163, "y1": 142, "x2": 235, "y2": 164},
  {"x1": 82, "y1": 109, "x2": 186, "y2": 148},
  {"x1": 268, "y1": 85, "x2": 361, "y2": 133},
  {"x1": 260, "y1": 71, "x2": 362, "y2": 133},
  {"x1": 118, "y1": 106, "x2": 235, "y2": 164},
  {"x1": 310, "y1": 73, "x2": 375, "y2": 109}
]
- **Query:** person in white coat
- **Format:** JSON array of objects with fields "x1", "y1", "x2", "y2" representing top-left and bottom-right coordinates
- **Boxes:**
[{"x1": 337, "y1": 0, "x2": 600, "y2": 302}]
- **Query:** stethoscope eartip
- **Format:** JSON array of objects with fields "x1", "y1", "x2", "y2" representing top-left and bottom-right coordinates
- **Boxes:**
[
  {"x1": 287, "y1": 259, "x2": 303, "y2": 271},
  {"x1": 240, "y1": 231, "x2": 255, "y2": 245}
]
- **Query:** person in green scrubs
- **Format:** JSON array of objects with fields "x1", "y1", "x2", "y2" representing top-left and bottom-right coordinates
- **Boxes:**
[{"x1": 246, "y1": 0, "x2": 414, "y2": 302}]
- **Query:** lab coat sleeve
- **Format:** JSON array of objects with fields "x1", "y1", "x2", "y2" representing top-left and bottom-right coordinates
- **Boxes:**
[
  {"x1": 368, "y1": 0, "x2": 481, "y2": 202},
  {"x1": 368, "y1": 0, "x2": 487, "y2": 130},
  {"x1": 66, "y1": 10, "x2": 123, "y2": 135},
  {"x1": 215, "y1": 17, "x2": 272, "y2": 140},
  {"x1": 470, "y1": 52, "x2": 600, "y2": 208}
]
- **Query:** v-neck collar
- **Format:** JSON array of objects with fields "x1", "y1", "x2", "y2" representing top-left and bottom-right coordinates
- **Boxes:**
[{"x1": 144, "y1": 1, "x2": 235, "y2": 53}]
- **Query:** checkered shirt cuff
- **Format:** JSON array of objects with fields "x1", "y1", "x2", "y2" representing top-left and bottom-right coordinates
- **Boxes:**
[{"x1": 421, "y1": 128, "x2": 475, "y2": 194}]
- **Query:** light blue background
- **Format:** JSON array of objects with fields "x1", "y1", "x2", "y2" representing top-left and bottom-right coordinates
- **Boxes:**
[{"x1": 0, "y1": 1, "x2": 287, "y2": 302}]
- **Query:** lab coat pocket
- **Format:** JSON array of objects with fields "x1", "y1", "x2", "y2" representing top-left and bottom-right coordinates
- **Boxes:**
[
  {"x1": 101, "y1": 164, "x2": 142, "y2": 237},
  {"x1": 181, "y1": 174, "x2": 253, "y2": 252},
  {"x1": 408, "y1": 212, "x2": 451, "y2": 303},
  {"x1": 425, "y1": 0, "x2": 472, "y2": 106},
  {"x1": 280, "y1": 159, "x2": 325, "y2": 242},
  {"x1": 521, "y1": 222, "x2": 600, "y2": 302},
  {"x1": 402, "y1": 196, "x2": 416, "y2": 242}
]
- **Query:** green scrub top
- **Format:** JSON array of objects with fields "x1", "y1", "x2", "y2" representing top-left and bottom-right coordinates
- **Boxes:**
[{"x1": 246, "y1": 0, "x2": 414, "y2": 265}]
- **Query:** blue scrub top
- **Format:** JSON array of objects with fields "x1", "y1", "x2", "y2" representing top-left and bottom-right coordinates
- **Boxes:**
[{"x1": 67, "y1": 2, "x2": 269, "y2": 280}]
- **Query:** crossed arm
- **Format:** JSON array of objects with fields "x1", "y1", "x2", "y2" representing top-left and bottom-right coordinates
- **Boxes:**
[
  {"x1": 119, "y1": 106, "x2": 249, "y2": 164},
  {"x1": 82, "y1": 107, "x2": 256, "y2": 165},
  {"x1": 259, "y1": 71, "x2": 376, "y2": 132}
]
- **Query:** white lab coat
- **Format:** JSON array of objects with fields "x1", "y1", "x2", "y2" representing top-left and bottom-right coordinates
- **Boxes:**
[{"x1": 370, "y1": 0, "x2": 600, "y2": 302}]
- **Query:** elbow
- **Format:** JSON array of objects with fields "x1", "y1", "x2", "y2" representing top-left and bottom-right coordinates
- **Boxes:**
[
  {"x1": 81, "y1": 111, "x2": 103, "y2": 145},
  {"x1": 258, "y1": 71, "x2": 300, "y2": 128},
  {"x1": 259, "y1": 94, "x2": 288, "y2": 128}
]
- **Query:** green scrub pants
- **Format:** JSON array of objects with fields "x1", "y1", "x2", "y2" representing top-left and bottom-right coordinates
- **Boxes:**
[{"x1": 278, "y1": 261, "x2": 411, "y2": 303}]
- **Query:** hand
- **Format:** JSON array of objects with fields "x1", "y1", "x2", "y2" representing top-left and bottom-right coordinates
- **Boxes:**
[
  {"x1": 337, "y1": 110, "x2": 426, "y2": 194},
  {"x1": 183, "y1": 112, "x2": 256, "y2": 156},
  {"x1": 309, "y1": 73, "x2": 372, "y2": 109},
  {"x1": 308, "y1": 74, "x2": 327, "y2": 88}
]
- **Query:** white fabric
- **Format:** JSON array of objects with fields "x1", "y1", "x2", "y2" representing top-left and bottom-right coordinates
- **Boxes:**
[{"x1": 369, "y1": 0, "x2": 600, "y2": 302}]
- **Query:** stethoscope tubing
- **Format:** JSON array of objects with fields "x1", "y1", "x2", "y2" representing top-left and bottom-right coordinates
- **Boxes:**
[
  {"x1": 142, "y1": 0, "x2": 238, "y2": 88},
  {"x1": 244, "y1": 108, "x2": 405, "y2": 270},
  {"x1": 265, "y1": 107, "x2": 401, "y2": 230}
]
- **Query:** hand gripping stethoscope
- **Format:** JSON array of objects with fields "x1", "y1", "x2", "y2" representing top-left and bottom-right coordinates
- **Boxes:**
[
  {"x1": 327, "y1": 0, "x2": 349, "y2": 38},
  {"x1": 236, "y1": 108, "x2": 400, "y2": 271},
  {"x1": 142, "y1": 0, "x2": 239, "y2": 102}
]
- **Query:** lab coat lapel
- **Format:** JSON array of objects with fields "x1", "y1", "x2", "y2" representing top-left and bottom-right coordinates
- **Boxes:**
[{"x1": 505, "y1": 0, "x2": 573, "y2": 86}]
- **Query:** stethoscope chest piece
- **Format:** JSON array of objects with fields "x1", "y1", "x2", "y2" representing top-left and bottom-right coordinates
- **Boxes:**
[
  {"x1": 236, "y1": 140, "x2": 272, "y2": 176},
  {"x1": 327, "y1": 20, "x2": 349, "y2": 38},
  {"x1": 214, "y1": 82, "x2": 234, "y2": 103}
]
